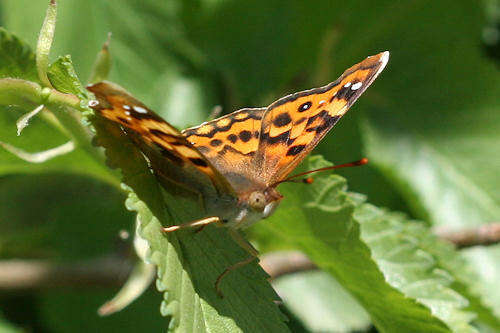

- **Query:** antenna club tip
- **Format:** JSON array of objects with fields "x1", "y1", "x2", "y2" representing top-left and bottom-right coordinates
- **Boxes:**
[
  {"x1": 359, "y1": 157, "x2": 369, "y2": 165},
  {"x1": 303, "y1": 177, "x2": 314, "y2": 184}
]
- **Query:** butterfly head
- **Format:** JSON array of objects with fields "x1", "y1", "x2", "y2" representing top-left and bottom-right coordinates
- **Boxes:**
[
  {"x1": 226, "y1": 187, "x2": 282, "y2": 229},
  {"x1": 247, "y1": 187, "x2": 282, "y2": 217}
]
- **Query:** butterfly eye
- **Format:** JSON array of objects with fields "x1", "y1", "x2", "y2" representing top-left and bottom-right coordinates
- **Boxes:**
[
  {"x1": 298, "y1": 101, "x2": 312, "y2": 112},
  {"x1": 248, "y1": 191, "x2": 266, "y2": 211}
]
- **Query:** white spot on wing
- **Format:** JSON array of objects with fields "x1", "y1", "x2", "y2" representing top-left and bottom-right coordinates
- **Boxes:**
[
  {"x1": 123, "y1": 105, "x2": 131, "y2": 110},
  {"x1": 133, "y1": 106, "x2": 148, "y2": 114},
  {"x1": 380, "y1": 51, "x2": 390, "y2": 65},
  {"x1": 351, "y1": 82, "x2": 363, "y2": 90},
  {"x1": 318, "y1": 100, "x2": 326, "y2": 105},
  {"x1": 124, "y1": 111, "x2": 131, "y2": 116},
  {"x1": 375, "y1": 51, "x2": 390, "y2": 77},
  {"x1": 344, "y1": 82, "x2": 352, "y2": 88}
]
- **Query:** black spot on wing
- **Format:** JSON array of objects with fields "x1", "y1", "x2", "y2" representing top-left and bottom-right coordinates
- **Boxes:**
[
  {"x1": 336, "y1": 85, "x2": 357, "y2": 101},
  {"x1": 185, "y1": 110, "x2": 264, "y2": 138},
  {"x1": 154, "y1": 142, "x2": 184, "y2": 165},
  {"x1": 261, "y1": 130, "x2": 294, "y2": 145},
  {"x1": 189, "y1": 157, "x2": 209, "y2": 167},
  {"x1": 273, "y1": 113, "x2": 292, "y2": 127},
  {"x1": 210, "y1": 139, "x2": 222, "y2": 147},
  {"x1": 170, "y1": 141, "x2": 187, "y2": 146},
  {"x1": 149, "y1": 129, "x2": 179, "y2": 139},
  {"x1": 197, "y1": 146, "x2": 210, "y2": 154},
  {"x1": 213, "y1": 124, "x2": 232, "y2": 134},
  {"x1": 268, "y1": 81, "x2": 341, "y2": 110},
  {"x1": 239, "y1": 130, "x2": 252, "y2": 142},
  {"x1": 295, "y1": 117, "x2": 307, "y2": 125},
  {"x1": 245, "y1": 112, "x2": 263, "y2": 120},
  {"x1": 149, "y1": 129, "x2": 190, "y2": 146},
  {"x1": 306, "y1": 110, "x2": 329, "y2": 126},
  {"x1": 298, "y1": 102, "x2": 312, "y2": 112},
  {"x1": 286, "y1": 145, "x2": 306, "y2": 156},
  {"x1": 218, "y1": 145, "x2": 256, "y2": 157},
  {"x1": 227, "y1": 134, "x2": 238, "y2": 143},
  {"x1": 149, "y1": 129, "x2": 165, "y2": 137},
  {"x1": 117, "y1": 116, "x2": 130, "y2": 124},
  {"x1": 306, "y1": 114, "x2": 340, "y2": 134}
]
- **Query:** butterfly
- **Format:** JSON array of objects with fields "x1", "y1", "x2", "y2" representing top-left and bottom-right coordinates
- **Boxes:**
[{"x1": 87, "y1": 51, "x2": 389, "y2": 295}]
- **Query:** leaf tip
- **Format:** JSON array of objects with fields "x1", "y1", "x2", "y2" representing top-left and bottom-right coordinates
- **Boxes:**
[{"x1": 103, "y1": 32, "x2": 112, "y2": 50}]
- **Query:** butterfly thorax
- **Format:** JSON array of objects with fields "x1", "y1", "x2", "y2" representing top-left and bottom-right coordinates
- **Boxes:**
[{"x1": 207, "y1": 186, "x2": 282, "y2": 230}]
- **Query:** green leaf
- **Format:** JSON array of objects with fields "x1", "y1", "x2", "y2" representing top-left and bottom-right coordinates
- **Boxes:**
[
  {"x1": 0, "y1": 27, "x2": 38, "y2": 81},
  {"x1": 462, "y1": 246, "x2": 500, "y2": 327},
  {"x1": 0, "y1": 78, "x2": 42, "y2": 109},
  {"x1": 88, "y1": 35, "x2": 112, "y2": 84},
  {"x1": 35, "y1": 0, "x2": 57, "y2": 88},
  {"x1": 91, "y1": 116, "x2": 289, "y2": 331},
  {"x1": 254, "y1": 156, "x2": 487, "y2": 332},
  {"x1": 405, "y1": 223, "x2": 500, "y2": 330},
  {"x1": 273, "y1": 271, "x2": 371, "y2": 332},
  {"x1": 47, "y1": 55, "x2": 89, "y2": 99}
]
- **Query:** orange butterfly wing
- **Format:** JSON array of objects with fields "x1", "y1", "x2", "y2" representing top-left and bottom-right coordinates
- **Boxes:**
[
  {"x1": 182, "y1": 108, "x2": 265, "y2": 192},
  {"x1": 254, "y1": 52, "x2": 389, "y2": 185},
  {"x1": 88, "y1": 52, "x2": 388, "y2": 197},
  {"x1": 87, "y1": 81, "x2": 235, "y2": 196}
]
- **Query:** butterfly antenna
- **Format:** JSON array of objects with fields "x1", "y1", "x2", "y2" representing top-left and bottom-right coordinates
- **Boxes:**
[{"x1": 273, "y1": 158, "x2": 368, "y2": 186}]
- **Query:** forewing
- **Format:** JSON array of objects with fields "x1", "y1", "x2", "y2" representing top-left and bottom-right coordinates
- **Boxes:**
[
  {"x1": 87, "y1": 81, "x2": 235, "y2": 196},
  {"x1": 183, "y1": 108, "x2": 265, "y2": 192},
  {"x1": 255, "y1": 51, "x2": 389, "y2": 185}
]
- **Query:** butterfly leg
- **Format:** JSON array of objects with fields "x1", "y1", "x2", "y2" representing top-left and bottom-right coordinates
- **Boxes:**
[
  {"x1": 162, "y1": 216, "x2": 221, "y2": 232},
  {"x1": 215, "y1": 229, "x2": 259, "y2": 297}
]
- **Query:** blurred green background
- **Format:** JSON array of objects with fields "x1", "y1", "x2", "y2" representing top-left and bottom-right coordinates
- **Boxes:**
[{"x1": 0, "y1": 0, "x2": 499, "y2": 332}]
